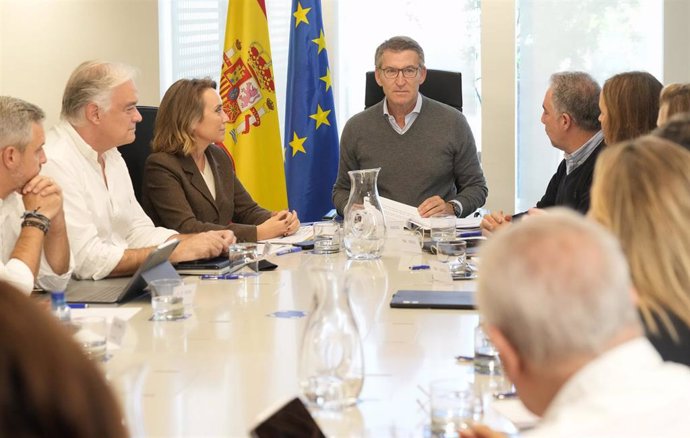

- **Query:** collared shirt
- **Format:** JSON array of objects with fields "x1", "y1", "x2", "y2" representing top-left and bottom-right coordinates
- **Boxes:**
[
  {"x1": 0, "y1": 193, "x2": 72, "y2": 293},
  {"x1": 383, "y1": 93, "x2": 423, "y2": 135},
  {"x1": 42, "y1": 121, "x2": 177, "y2": 280},
  {"x1": 564, "y1": 130, "x2": 604, "y2": 175},
  {"x1": 526, "y1": 338, "x2": 690, "y2": 438},
  {"x1": 382, "y1": 93, "x2": 465, "y2": 216}
]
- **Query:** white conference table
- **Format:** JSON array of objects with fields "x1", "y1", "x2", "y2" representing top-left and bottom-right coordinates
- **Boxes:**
[{"x1": 105, "y1": 229, "x2": 518, "y2": 438}]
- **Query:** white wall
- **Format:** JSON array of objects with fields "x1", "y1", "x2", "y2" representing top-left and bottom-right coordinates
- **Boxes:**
[
  {"x1": 481, "y1": 0, "x2": 516, "y2": 212},
  {"x1": 664, "y1": 0, "x2": 690, "y2": 83},
  {"x1": 0, "y1": 0, "x2": 160, "y2": 128}
]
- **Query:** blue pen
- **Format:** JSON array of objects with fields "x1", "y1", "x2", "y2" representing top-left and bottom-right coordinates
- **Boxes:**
[
  {"x1": 200, "y1": 274, "x2": 241, "y2": 280},
  {"x1": 458, "y1": 230, "x2": 482, "y2": 238},
  {"x1": 276, "y1": 247, "x2": 302, "y2": 256},
  {"x1": 409, "y1": 264, "x2": 430, "y2": 271},
  {"x1": 67, "y1": 303, "x2": 88, "y2": 309}
]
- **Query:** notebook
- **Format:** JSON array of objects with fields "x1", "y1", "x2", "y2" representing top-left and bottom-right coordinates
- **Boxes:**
[
  {"x1": 175, "y1": 255, "x2": 231, "y2": 275},
  {"x1": 390, "y1": 290, "x2": 476, "y2": 309},
  {"x1": 65, "y1": 239, "x2": 181, "y2": 304}
]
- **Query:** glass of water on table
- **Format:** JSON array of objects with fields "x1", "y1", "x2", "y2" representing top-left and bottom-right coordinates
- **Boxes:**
[{"x1": 148, "y1": 278, "x2": 186, "y2": 321}]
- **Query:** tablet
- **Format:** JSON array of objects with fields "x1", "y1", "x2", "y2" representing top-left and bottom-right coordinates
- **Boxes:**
[{"x1": 390, "y1": 290, "x2": 476, "y2": 310}]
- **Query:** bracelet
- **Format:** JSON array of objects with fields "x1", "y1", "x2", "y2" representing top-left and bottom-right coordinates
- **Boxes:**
[
  {"x1": 21, "y1": 209, "x2": 51, "y2": 228},
  {"x1": 21, "y1": 219, "x2": 49, "y2": 234}
]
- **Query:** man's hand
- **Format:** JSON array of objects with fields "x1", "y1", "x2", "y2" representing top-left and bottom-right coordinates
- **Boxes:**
[
  {"x1": 480, "y1": 211, "x2": 512, "y2": 237},
  {"x1": 418, "y1": 196, "x2": 454, "y2": 218},
  {"x1": 459, "y1": 424, "x2": 509, "y2": 438},
  {"x1": 20, "y1": 175, "x2": 63, "y2": 219},
  {"x1": 170, "y1": 230, "x2": 235, "y2": 263},
  {"x1": 526, "y1": 207, "x2": 546, "y2": 218},
  {"x1": 258, "y1": 210, "x2": 301, "y2": 240}
]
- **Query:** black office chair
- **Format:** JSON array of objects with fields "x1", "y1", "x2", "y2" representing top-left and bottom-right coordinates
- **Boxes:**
[
  {"x1": 118, "y1": 106, "x2": 157, "y2": 204},
  {"x1": 364, "y1": 69, "x2": 463, "y2": 112}
]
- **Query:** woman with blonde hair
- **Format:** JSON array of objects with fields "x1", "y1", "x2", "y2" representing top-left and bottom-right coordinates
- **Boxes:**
[
  {"x1": 598, "y1": 71, "x2": 662, "y2": 145},
  {"x1": 589, "y1": 135, "x2": 690, "y2": 365},
  {"x1": 657, "y1": 82, "x2": 690, "y2": 126},
  {"x1": 142, "y1": 78, "x2": 300, "y2": 242}
]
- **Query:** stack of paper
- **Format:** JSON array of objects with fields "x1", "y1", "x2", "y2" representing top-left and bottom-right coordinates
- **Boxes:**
[{"x1": 379, "y1": 197, "x2": 482, "y2": 230}]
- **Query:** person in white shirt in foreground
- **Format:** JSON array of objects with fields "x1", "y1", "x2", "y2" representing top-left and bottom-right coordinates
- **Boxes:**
[
  {"x1": 42, "y1": 61, "x2": 235, "y2": 280},
  {"x1": 0, "y1": 96, "x2": 72, "y2": 293},
  {"x1": 463, "y1": 209, "x2": 690, "y2": 438}
]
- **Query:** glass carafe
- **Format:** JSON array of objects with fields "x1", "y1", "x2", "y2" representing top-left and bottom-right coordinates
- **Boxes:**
[
  {"x1": 299, "y1": 268, "x2": 364, "y2": 410},
  {"x1": 343, "y1": 168, "x2": 386, "y2": 260}
]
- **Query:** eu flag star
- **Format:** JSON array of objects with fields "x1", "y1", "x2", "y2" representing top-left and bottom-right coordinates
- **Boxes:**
[
  {"x1": 293, "y1": 2, "x2": 311, "y2": 28},
  {"x1": 289, "y1": 131, "x2": 307, "y2": 156},
  {"x1": 320, "y1": 67, "x2": 332, "y2": 92},
  {"x1": 311, "y1": 30, "x2": 327, "y2": 54},
  {"x1": 309, "y1": 104, "x2": 332, "y2": 129}
]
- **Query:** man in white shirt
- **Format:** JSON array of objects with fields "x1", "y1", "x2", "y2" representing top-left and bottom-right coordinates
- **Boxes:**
[
  {"x1": 42, "y1": 61, "x2": 235, "y2": 280},
  {"x1": 0, "y1": 96, "x2": 72, "y2": 293},
  {"x1": 463, "y1": 210, "x2": 690, "y2": 438}
]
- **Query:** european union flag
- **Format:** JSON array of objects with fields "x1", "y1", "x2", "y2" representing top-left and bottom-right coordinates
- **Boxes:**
[{"x1": 284, "y1": 0, "x2": 339, "y2": 222}]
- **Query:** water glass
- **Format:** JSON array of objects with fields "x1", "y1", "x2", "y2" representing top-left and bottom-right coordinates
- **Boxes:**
[
  {"x1": 72, "y1": 316, "x2": 108, "y2": 361},
  {"x1": 313, "y1": 221, "x2": 341, "y2": 254},
  {"x1": 228, "y1": 243, "x2": 259, "y2": 277},
  {"x1": 435, "y1": 240, "x2": 467, "y2": 277},
  {"x1": 148, "y1": 278, "x2": 185, "y2": 321},
  {"x1": 474, "y1": 323, "x2": 502, "y2": 375},
  {"x1": 430, "y1": 214, "x2": 457, "y2": 242},
  {"x1": 430, "y1": 379, "x2": 483, "y2": 437}
]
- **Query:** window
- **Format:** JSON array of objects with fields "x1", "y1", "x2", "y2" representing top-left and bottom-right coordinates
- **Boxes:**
[{"x1": 515, "y1": 0, "x2": 663, "y2": 211}]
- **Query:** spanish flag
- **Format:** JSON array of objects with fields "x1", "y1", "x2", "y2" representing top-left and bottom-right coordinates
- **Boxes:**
[{"x1": 219, "y1": 0, "x2": 288, "y2": 210}]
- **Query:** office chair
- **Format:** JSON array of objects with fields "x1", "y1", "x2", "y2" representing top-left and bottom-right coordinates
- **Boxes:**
[
  {"x1": 364, "y1": 69, "x2": 463, "y2": 112},
  {"x1": 118, "y1": 106, "x2": 157, "y2": 204}
]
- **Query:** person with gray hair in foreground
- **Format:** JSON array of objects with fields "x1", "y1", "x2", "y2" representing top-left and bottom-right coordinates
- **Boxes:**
[
  {"x1": 462, "y1": 210, "x2": 690, "y2": 438},
  {"x1": 42, "y1": 61, "x2": 236, "y2": 280}
]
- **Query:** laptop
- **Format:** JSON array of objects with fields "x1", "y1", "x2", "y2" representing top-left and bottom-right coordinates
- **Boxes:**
[
  {"x1": 390, "y1": 290, "x2": 476, "y2": 310},
  {"x1": 65, "y1": 239, "x2": 181, "y2": 304}
]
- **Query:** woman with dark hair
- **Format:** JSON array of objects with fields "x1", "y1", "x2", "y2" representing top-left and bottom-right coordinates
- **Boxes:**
[
  {"x1": 598, "y1": 71, "x2": 662, "y2": 145},
  {"x1": 0, "y1": 283, "x2": 128, "y2": 437},
  {"x1": 142, "y1": 78, "x2": 300, "y2": 242}
]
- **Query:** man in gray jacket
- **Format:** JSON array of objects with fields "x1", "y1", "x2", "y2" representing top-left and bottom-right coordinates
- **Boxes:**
[{"x1": 332, "y1": 36, "x2": 487, "y2": 218}]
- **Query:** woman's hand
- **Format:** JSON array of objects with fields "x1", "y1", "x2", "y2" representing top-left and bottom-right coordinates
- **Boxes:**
[{"x1": 257, "y1": 210, "x2": 301, "y2": 240}]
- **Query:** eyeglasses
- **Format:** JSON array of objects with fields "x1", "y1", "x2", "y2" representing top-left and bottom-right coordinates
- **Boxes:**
[{"x1": 379, "y1": 66, "x2": 420, "y2": 79}]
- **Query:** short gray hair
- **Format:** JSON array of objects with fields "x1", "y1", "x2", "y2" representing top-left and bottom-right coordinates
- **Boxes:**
[
  {"x1": 374, "y1": 36, "x2": 425, "y2": 69},
  {"x1": 61, "y1": 60, "x2": 137, "y2": 125},
  {"x1": 477, "y1": 209, "x2": 639, "y2": 365},
  {"x1": 0, "y1": 96, "x2": 45, "y2": 151},
  {"x1": 550, "y1": 72, "x2": 601, "y2": 132}
]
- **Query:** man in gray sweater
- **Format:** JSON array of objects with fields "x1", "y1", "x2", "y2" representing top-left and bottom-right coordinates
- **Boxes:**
[{"x1": 332, "y1": 36, "x2": 487, "y2": 218}]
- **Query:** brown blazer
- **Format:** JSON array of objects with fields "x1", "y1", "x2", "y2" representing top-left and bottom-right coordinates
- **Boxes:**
[{"x1": 141, "y1": 145, "x2": 272, "y2": 242}]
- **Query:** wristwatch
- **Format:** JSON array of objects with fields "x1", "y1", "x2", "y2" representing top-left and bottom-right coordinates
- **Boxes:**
[{"x1": 447, "y1": 201, "x2": 463, "y2": 218}]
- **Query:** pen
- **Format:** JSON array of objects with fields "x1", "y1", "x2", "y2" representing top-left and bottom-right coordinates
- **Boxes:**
[
  {"x1": 67, "y1": 303, "x2": 88, "y2": 309},
  {"x1": 409, "y1": 264, "x2": 430, "y2": 271},
  {"x1": 276, "y1": 247, "x2": 302, "y2": 256},
  {"x1": 455, "y1": 355, "x2": 474, "y2": 362},
  {"x1": 200, "y1": 274, "x2": 241, "y2": 280},
  {"x1": 458, "y1": 230, "x2": 482, "y2": 238}
]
